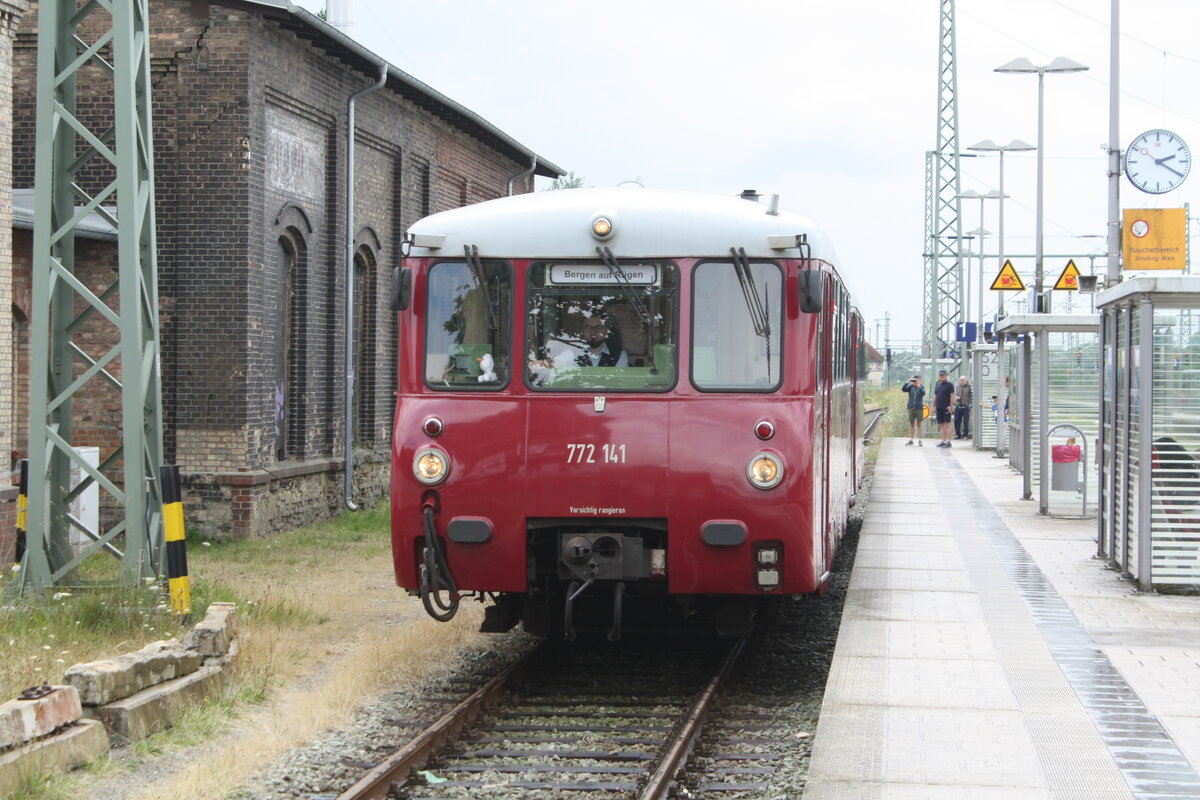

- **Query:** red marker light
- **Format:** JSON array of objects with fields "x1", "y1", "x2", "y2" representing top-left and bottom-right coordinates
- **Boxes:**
[
  {"x1": 755, "y1": 420, "x2": 775, "y2": 440},
  {"x1": 422, "y1": 417, "x2": 444, "y2": 437}
]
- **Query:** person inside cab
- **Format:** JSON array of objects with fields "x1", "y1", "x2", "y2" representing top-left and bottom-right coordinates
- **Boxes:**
[{"x1": 577, "y1": 316, "x2": 628, "y2": 367}]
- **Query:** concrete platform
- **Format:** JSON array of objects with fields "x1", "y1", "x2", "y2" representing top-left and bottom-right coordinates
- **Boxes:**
[{"x1": 805, "y1": 438, "x2": 1200, "y2": 800}]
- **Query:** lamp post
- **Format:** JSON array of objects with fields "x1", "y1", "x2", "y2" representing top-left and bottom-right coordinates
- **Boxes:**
[
  {"x1": 964, "y1": 142, "x2": 1033, "y2": 320},
  {"x1": 967, "y1": 140, "x2": 1033, "y2": 457},
  {"x1": 956, "y1": 189, "x2": 1004, "y2": 331},
  {"x1": 995, "y1": 57, "x2": 1088, "y2": 311}
]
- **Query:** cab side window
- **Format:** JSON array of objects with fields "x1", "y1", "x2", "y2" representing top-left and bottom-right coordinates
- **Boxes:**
[{"x1": 424, "y1": 261, "x2": 512, "y2": 389}]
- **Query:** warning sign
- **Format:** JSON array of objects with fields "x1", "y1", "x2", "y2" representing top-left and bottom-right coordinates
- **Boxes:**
[
  {"x1": 991, "y1": 260, "x2": 1026, "y2": 291},
  {"x1": 1054, "y1": 259, "x2": 1081, "y2": 291}
]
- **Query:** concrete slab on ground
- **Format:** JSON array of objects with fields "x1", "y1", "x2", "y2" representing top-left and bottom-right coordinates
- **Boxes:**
[
  {"x1": 0, "y1": 719, "x2": 108, "y2": 796},
  {"x1": 91, "y1": 665, "x2": 225, "y2": 744}
]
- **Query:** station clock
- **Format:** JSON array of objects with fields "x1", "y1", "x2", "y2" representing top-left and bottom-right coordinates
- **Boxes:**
[{"x1": 1125, "y1": 129, "x2": 1190, "y2": 194}]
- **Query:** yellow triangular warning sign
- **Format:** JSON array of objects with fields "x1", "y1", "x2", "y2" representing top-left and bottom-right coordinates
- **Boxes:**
[
  {"x1": 991, "y1": 259, "x2": 1026, "y2": 291},
  {"x1": 1054, "y1": 259, "x2": 1081, "y2": 291}
]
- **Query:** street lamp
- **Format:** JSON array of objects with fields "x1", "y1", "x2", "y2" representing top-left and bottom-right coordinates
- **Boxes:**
[
  {"x1": 956, "y1": 188, "x2": 1004, "y2": 334},
  {"x1": 968, "y1": 139, "x2": 1034, "y2": 458},
  {"x1": 995, "y1": 57, "x2": 1088, "y2": 312},
  {"x1": 966, "y1": 140, "x2": 1034, "y2": 320}
]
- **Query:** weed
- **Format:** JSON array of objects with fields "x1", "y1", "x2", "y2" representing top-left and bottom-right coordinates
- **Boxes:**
[{"x1": 0, "y1": 500, "x2": 409, "y2": 799}]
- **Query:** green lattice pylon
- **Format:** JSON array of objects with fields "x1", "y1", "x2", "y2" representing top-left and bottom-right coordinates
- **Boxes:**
[
  {"x1": 922, "y1": 0, "x2": 964, "y2": 378},
  {"x1": 18, "y1": 0, "x2": 163, "y2": 593}
]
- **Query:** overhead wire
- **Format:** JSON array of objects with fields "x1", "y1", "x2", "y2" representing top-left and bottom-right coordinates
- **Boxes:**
[
  {"x1": 957, "y1": 1, "x2": 1198, "y2": 259},
  {"x1": 958, "y1": 5, "x2": 1200, "y2": 126}
]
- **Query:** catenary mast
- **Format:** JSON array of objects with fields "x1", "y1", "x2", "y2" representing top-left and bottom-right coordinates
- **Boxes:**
[
  {"x1": 923, "y1": 0, "x2": 964, "y2": 381},
  {"x1": 18, "y1": 0, "x2": 164, "y2": 593}
]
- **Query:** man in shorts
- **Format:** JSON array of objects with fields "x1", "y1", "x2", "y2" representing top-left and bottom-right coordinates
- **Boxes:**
[
  {"x1": 901, "y1": 375, "x2": 926, "y2": 446},
  {"x1": 932, "y1": 369, "x2": 955, "y2": 447}
]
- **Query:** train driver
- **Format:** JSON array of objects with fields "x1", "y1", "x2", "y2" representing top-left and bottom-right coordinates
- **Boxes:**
[{"x1": 576, "y1": 317, "x2": 629, "y2": 367}]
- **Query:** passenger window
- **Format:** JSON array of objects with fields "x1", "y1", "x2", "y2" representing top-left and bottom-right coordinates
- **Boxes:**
[
  {"x1": 525, "y1": 262, "x2": 678, "y2": 391},
  {"x1": 424, "y1": 261, "x2": 511, "y2": 389},
  {"x1": 692, "y1": 261, "x2": 783, "y2": 391}
]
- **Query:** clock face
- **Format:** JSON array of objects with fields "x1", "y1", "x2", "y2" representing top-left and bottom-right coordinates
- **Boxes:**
[{"x1": 1125, "y1": 129, "x2": 1191, "y2": 194}]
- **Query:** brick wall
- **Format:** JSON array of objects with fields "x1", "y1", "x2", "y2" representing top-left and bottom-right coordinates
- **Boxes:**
[
  {"x1": 10, "y1": 1, "x2": 540, "y2": 539},
  {"x1": 0, "y1": 0, "x2": 24, "y2": 563}
]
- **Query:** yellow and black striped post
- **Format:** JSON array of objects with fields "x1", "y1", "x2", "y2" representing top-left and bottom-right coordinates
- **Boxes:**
[
  {"x1": 161, "y1": 465, "x2": 191, "y2": 616},
  {"x1": 14, "y1": 459, "x2": 27, "y2": 565}
]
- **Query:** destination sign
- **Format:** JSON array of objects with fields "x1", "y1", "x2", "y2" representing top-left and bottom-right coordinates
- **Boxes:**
[{"x1": 547, "y1": 264, "x2": 659, "y2": 286}]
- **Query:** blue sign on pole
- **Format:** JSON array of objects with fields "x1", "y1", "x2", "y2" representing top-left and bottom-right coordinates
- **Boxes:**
[{"x1": 955, "y1": 322, "x2": 977, "y2": 342}]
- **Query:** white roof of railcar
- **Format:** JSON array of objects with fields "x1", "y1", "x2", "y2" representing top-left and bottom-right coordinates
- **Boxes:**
[{"x1": 406, "y1": 188, "x2": 841, "y2": 264}]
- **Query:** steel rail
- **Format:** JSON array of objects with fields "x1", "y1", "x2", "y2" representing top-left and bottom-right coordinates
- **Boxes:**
[
  {"x1": 335, "y1": 651, "x2": 532, "y2": 800},
  {"x1": 637, "y1": 638, "x2": 746, "y2": 800},
  {"x1": 862, "y1": 406, "x2": 888, "y2": 442}
]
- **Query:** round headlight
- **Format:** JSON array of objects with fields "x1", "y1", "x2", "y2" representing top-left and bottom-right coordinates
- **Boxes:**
[
  {"x1": 590, "y1": 211, "x2": 617, "y2": 241},
  {"x1": 747, "y1": 452, "x2": 783, "y2": 489},
  {"x1": 413, "y1": 447, "x2": 450, "y2": 485}
]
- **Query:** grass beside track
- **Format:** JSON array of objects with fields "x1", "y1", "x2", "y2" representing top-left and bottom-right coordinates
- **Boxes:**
[
  {"x1": 0, "y1": 501, "x2": 451, "y2": 800},
  {"x1": 865, "y1": 386, "x2": 909, "y2": 458}
]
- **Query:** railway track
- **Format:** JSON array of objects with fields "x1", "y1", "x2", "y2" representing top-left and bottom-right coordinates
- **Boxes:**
[
  {"x1": 266, "y1": 473, "x2": 868, "y2": 800},
  {"x1": 863, "y1": 405, "x2": 888, "y2": 442},
  {"x1": 337, "y1": 637, "x2": 745, "y2": 800}
]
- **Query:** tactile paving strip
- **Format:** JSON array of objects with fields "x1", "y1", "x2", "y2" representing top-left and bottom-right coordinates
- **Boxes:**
[{"x1": 934, "y1": 453, "x2": 1200, "y2": 799}]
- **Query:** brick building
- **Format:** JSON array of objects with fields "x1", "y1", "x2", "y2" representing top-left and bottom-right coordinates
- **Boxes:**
[{"x1": 9, "y1": 0, "x2": 562, "y2": 539}]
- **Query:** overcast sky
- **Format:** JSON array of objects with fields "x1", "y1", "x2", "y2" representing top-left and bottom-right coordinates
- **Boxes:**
[{"x1": 292, "y1": 0, "x2": 1200, "y2": 348}]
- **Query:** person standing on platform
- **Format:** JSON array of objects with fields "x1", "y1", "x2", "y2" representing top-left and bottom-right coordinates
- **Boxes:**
[
  {"x1": 954, "y1": 375, "x2": 973, "y2": 440},
  {"x1": 901, "y1": 375, "x2": 926, "y2": 446},
  {"x1": 932, "y1": 369, "x2": 955, "y2": 447},
  {"x1": 983, "y1": 394, "x2": 999, "y2": 428}
]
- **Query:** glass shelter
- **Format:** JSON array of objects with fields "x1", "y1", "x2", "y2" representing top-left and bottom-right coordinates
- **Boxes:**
[
  {"x1": 1098, "y1": 276, "x2": 1200, "y2": 590},
  {"x1": 995, "y1": 314, "x2": 1101, "y2": 518},
  {"x1": 971, "y1": 343, "x2": 999, "y2": 450}
]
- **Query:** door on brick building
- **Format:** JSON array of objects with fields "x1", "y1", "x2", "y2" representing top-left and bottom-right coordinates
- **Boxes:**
[
  {"x1": 353, "y1": 246, "x2": 377, "y2": 447},
  {"x1": 276, "y1": 235, "x2": 300, "y2": 461}
]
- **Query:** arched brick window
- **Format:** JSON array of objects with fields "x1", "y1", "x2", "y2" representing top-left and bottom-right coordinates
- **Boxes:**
[
  {"x1": 353, "y1": 243, "x2": 377, "y2": 445},
  {"x1": 276, "y1": 228, "x2": 308, "y2": 461}
]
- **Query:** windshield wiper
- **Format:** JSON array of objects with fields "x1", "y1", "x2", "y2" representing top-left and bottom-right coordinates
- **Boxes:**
[
  {"x1": 730, "y1": 247, "x2": 771, "y2": 338},
  {"x1": 597, "y1": 246, "x2": 651, "y2": 324},
  {"x1": 464, "y1": 244, "x2": 499, "y2": 332}
]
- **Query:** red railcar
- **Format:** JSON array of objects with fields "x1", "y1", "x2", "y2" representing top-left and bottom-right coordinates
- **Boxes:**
[{"x1": 391, "y1": 188, "x2": 865, "y2": 637}]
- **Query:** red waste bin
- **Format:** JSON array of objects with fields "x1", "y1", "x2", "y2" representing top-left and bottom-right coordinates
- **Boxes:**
[{"x1": 1051, "y1": 444, "x2": 1081, "y2": 490}]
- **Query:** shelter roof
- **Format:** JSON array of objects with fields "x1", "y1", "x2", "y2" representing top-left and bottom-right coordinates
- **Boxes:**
[
  {"x1": 995, "y1": 314, "x2": 1099, "y2": 334},
  {"x1": 1096, "y1": 276, "x2": 1200, "y2": 309}
]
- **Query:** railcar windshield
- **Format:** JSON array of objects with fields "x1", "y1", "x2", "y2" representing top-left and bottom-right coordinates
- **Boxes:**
[
  {"x1": 525, "y1": 262, "x2": 678, "y2": 391},
  {"x1": 691, "y1": 260, "x2": 783, "y2": 391},
  {"x1": 424, "y1": 260, "x2": 512, "y2": 388}
]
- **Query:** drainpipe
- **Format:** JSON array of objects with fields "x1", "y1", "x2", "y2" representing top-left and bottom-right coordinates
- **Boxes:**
[
  {"x1": 344, "y1": 62, "x2": 388, "y2": 511},
  {"x1": 506, "y1": 155, "x2": 538, "y2": 196}
]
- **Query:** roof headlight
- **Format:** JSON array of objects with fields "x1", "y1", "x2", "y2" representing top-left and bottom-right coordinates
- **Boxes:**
[
  {"x1": 414, "y1": 447, "x2": 450, "y2": 485},
  {"x1": 747, "y1": 452, "x2": 783, "y2": 490},
  {"x1": 591, "y1": 211, "x2": 617, "y2": 241}
]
